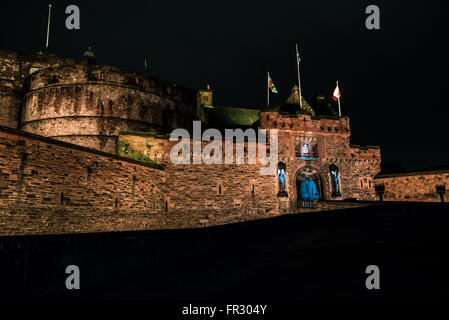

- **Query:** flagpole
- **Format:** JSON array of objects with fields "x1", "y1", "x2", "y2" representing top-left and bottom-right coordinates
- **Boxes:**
[
  {"x1": 46, "y1": 4, "x2": 52, "y2": 50},
  {"x1": 267, "y1": 71, "x2": 269, "y2": 108},
  {"x1": 296, "y1": 44, "x2": 303, "y2": 109},
  {"x1": 336, "y1": 81, "x2": 342, "y2": 117}
]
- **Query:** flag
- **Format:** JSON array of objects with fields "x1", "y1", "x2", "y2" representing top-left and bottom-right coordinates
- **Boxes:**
[
  {"x1": 333, "y1": 83, "x2": 341, "y2": 101},
  {"x1": 268, "y1": 73, "x2": 278, "y2": 94}
]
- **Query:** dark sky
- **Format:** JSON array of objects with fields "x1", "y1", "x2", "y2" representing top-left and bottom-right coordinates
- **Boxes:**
[{"x1": 1, "y1": 0, "x2": 448, "y2": 171}]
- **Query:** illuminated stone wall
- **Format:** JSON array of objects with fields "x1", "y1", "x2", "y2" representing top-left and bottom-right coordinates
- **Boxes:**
[
  {"x1": 21, "y1": 64, "x2": 196, "y2": 153},
  {"x1": 117, "y1": 110, "x2": 382, "y2": 216},
  {"x1": 0, "y1": 49, "x2": 385, "y2": 237},
  {"x1": 0, "y1": 126, "x2": 169, "y2": 236},
  {"x1": 0, "y1": 49, "x2": 197, "y2": 154},
  {"x1": 117, "y1": 133, "x2": 280, "y2": 216},
  {"x1": 374, "y1": 171, "x2": 449, "y2": 202},
  {"x1": 260, "y1": 111, "x2": 381, "y2": 206},
  {"x1": 0, "y1": 127, "x2": 278, "y2": 236},
  {"x1": 0, "y1": 49, "x2": 76, "y2": 129}
]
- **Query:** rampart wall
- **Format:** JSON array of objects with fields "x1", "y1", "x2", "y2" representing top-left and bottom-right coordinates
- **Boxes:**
[
  {"x1": 374, "y1": 171, "x2": 449, "y2": 202},
  {"x1": 0, "y1": 126, "x2": 282, "y2": 236},
  {"x1": 0, "y1": 126, "x2": 169, "y2": 235}
]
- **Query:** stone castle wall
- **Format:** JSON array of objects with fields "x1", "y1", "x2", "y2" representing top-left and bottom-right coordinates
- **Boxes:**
[
  {"x1": 0, "y1": 49, "x2": 197, "y2": 154},
  {"x1": 0, "y1": 126, "x2": 169, "y2": 235},
  {"x1": 20, "y1": 64, "x2": 196, "y2": 153},
  {"x1": 117, "y1": 133, "x2": 280, "y2": 216},
  {"x1": 374, "y1": 171, "x2": 449, "y2": 202},
  {"x1": 0, "y1": 126, "x2": 282, "y2": 236},
  {"x1": 117, "y1": 110, "x2": 382, "y2": 216},
  {"x1": 0, "y1": 49, "x2": 76, "y2": 129}
]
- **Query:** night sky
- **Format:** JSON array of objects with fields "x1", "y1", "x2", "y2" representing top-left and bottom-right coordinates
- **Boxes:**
[{"x1": 1, "y1": 0, "x2": 448, "y2": 171}]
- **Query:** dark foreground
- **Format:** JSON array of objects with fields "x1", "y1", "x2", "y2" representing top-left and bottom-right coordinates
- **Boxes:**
[{"x1": 0, "y1": 202, "x2": 447, "y2": 305}]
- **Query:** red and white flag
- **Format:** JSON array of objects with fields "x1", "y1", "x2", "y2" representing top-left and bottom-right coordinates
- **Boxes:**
[{"x1": 333, "y1": 83, "x2": 341, "y2": 101}]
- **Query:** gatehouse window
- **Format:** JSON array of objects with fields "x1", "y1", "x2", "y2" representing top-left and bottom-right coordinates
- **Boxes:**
[
  {"x1": 296, "y1": 142, "x2": 318, "y2": 158},
  {"x1": 329, "y1": 164, "x2": 341, "y2": 197}
]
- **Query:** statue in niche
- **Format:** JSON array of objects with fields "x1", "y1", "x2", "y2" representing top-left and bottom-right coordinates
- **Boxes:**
[
  {"x1": 277, "y1": 162, "x2": 288, "y2": 197},
  {"x1": 278, "y1": 168, "x2": 286, "y2": 192},
  {"x1": 330, "y1": 164, "x2": 341, "y2": 196}
]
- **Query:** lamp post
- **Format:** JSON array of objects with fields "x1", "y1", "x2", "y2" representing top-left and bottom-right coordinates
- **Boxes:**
[
  {"x1": 435, "y1": 185, "x2": 446, "y2": 203},
  {"x1": 375, "y1": 184, "x2": 385, "y2": 204}
]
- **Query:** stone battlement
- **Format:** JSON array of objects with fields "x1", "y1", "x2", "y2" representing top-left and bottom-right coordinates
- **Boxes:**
[
  {"x1": 27, "y1": 63, "x2": 195, "y2": 104},
  {"x1": 259, "y1": 110, "x2": 351, "y2": 136}
]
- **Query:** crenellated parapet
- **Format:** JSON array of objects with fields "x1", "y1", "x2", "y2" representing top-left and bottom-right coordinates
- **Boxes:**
[
  {"x1": 349, "y1": 145, "x2": 381, "y2": 162},
  {"x1": 26, "y1": 64, "x2": 195, "y2": 104},
  {"x1": 259, "y1": 110, "x2": 351, "y2": 137}
]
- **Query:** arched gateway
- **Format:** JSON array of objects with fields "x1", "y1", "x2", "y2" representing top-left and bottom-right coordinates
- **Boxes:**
[{"x1": 295, "y1": 166, "x2": 325, "y2": 208}]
